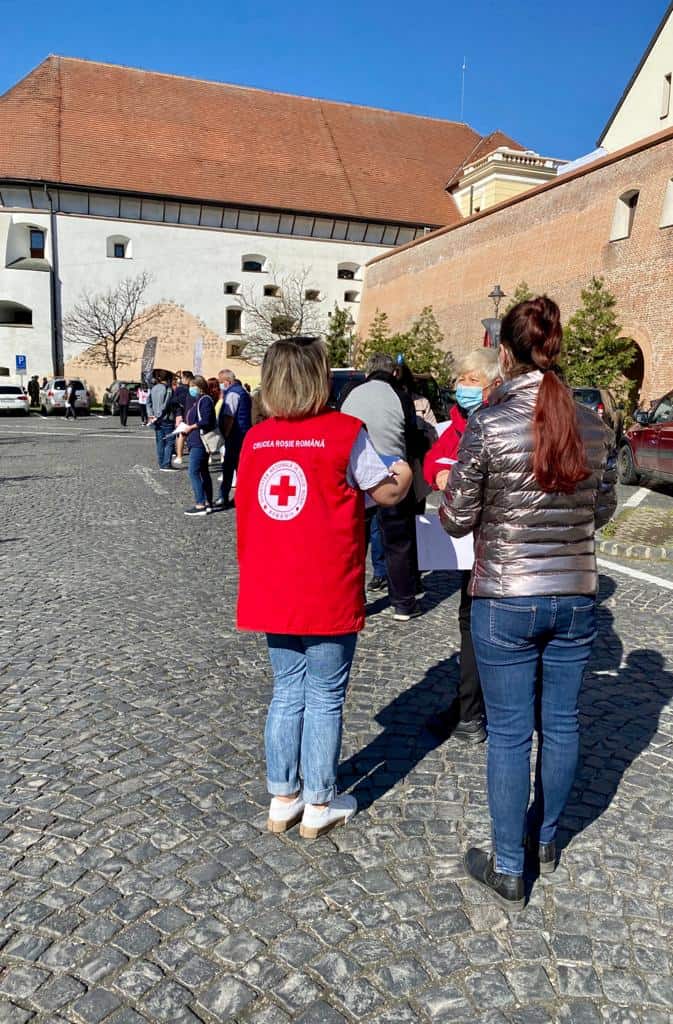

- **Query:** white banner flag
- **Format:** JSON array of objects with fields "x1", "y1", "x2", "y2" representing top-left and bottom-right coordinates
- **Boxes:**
[{"x1": 193, "y1": 336, "x2": 204, "y2": 376}]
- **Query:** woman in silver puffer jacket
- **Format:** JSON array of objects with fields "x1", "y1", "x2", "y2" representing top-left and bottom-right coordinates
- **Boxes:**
[{"x1": 440, "y1": 296, "x2": 617, "y2": 910}]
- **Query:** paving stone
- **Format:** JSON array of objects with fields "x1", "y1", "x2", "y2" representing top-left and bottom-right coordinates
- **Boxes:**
[
  {"x1": 506, "y1": 964, "x2": 555, "y2": 1002},
  {"x1": 213, "y1": 930, "x2": 264, "y2": 965},
  {"x1": 416, "y1": 984, "x2": 472, "y2": 1021},
  {"x1": 71, "y1": 988, "x2": 122, "y2": 1023},
  {"x1": 557, "y1": 965, "x2": 604, "y2": 998},
  {"x1": 0, "y1": 1001, "x2": 36, "y2": 1023},
  {"x1": 197, "y1": 977, "x2": 257, "y2": 1019},
  {"x1": 295, "y1": 1001, "x2": 347, "y2": 1024},
  {"x1": 0, "y1": 964, "x2": 50, "y2": 999},
  {"x1": 31, "y1": 975, "x2": 86, "y2": 1012},
  {"x1": 464, "y1": 968, "x2": 516, "y2": 1008},
  {"x1": 601, "y1": 970, "x2": 649, "y2": 1005},
  {"x1": 77, "y1": 949, "x2": 129, "y2": 984},
  {"x1": 372, "y1": 959, "x2": 431, "y2": 998}
]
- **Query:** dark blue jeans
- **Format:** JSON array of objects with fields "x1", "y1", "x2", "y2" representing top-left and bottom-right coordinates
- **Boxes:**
[
  {"x1": 471, "y1": 594, "x2": 597, "y2": 875},
  {"x1": 154, "y1": 421, "x2": 175, "y2": 468},
  {"x1": 188, "y1": 445, "x2": 213, "y2": 506},
  {"x1": 370, "y1": 513, "x2": 387, "y2": 577}
]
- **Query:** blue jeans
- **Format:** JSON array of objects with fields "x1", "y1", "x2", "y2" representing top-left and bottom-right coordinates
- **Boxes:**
[
  {"x1": 265, "y1": 633, "x2": 357, "y2": 804},
  {"x1": 188, "y1": 445, "x2": 213, "y2": 506},
  {"x1": 471, "y1": 595, "x2": 597, "y2": 876},
  {"x1": 154, "y1": 421, "x2": 174, "y2": 468},
  {"x1": 370, "y1": 513, "x2": 387, "y2": 578}
]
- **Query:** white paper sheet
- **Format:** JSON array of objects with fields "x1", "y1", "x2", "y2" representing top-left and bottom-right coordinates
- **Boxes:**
[
  {"x1": 169, "y1": 422, "x2": 190, "y2": 436},
  {"x1": 416, "y1": 513, "x2": 474, "y2": 571}
]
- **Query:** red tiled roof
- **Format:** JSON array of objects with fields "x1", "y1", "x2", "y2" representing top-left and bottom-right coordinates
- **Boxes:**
[{"x1": 0, "y1": 56, "x2": 522, "y2": 227}]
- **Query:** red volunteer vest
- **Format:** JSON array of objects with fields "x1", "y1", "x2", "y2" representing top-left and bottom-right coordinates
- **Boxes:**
[{"x1": 236, "y1": 410, "x2": 365, "y2": 635}]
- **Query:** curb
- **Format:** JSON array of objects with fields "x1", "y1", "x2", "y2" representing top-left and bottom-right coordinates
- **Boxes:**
[{"x1": 597, "y1": 536, "x2": 673, "y2": 561}]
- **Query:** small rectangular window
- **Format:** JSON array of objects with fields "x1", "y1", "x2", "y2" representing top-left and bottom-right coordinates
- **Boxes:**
[
  {"x1": 662, "y1": 73, "x2": 672, "y2": 119},
  {"x1": 226, "y1": 309, "x2": 242, "y2": 334},
  {"x1": 242, "y1": 260, "x2": 263, "y2": 273},
  {"x1": 113, "y1": 242, "x2": 125, "y2": 259},
  {"x1": 305, "y1": 290, "x2": 320, "y2": 302},
  {"x1": 29, "y1": 229, "x2": 45, "y2": 259},
  {"x1": 338, "y1": 268, "x2": 355, "y2": 280},
  {"x1": 264, "y1": 285, "x2": 281, "y2": 298}
]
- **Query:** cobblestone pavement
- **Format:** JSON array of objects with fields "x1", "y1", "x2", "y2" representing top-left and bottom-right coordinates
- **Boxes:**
[{"x1": 2, "y1": 416, "x2": 673, "y2": 1024}]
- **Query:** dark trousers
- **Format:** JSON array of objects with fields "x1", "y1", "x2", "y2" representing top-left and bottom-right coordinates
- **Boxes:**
[
  {"x1": 377, "y1": 492, "x2": 417, "y2": 615},
  {"x1": 220, "y1": 440, "x2": 242, "y2": 503},
  {"x1": 458, "y1": 570, "x2": 484, "y2": 722},
  {"x1": 119, "y1": 405, "x2": 129, "y2": 426}
]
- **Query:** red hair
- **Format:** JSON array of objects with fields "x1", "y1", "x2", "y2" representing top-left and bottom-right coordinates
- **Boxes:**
[{"x1": 500, "y1": 297, "x2": 590, "y2": 494}]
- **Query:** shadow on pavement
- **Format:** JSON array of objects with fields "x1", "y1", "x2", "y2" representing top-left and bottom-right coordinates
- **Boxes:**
[{"x1": 339, "y1": 653, "x2": 460, "y2": 811}]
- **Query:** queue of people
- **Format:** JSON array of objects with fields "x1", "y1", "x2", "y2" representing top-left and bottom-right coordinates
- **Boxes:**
[
  {"x1": 145, "y1": 367, "x2": 253, "y2": 515},
  {"x1": 231, "y1": 298, "x2": 616, "y2": 911}
]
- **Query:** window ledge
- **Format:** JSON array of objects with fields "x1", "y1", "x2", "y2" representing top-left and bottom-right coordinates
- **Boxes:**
[{"x1": 0, "y1": 323, "x2": 33, "y2": 329}]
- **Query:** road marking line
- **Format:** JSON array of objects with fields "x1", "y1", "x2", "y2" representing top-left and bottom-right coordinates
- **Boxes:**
[
  {"x1": 623, "y1": 486, "x2": 650, "y2": 509},
  {"x1": 0, "y1": 429, "x2": 150, "y2": 439},
  {"x1": 597, "y1": 557, "x2": 673, "y2": 592},
  {"x1": 132, "y1": 464, "x2": 168, "y2": 496}
]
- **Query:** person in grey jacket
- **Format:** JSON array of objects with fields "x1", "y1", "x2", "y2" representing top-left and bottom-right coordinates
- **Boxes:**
[
  {"x1": 440, "y1": 296, "x2": 616, "y2": 910},
  {"x1": 146, "y1": 370, "x2": 176, "y2": 471}
]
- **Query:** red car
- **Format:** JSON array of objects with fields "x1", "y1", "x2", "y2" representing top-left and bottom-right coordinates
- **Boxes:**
[{"x1": 618, "y1": 391, "x2": 673, "y2": 484}]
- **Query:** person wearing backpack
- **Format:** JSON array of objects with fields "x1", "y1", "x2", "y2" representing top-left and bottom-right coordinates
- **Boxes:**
[
  {"x1": 216, "y1": 369, "x2": 252, "y2": 508},
  {"x1": 146, "y1": 370, "x2": 176, "y2": 471}
]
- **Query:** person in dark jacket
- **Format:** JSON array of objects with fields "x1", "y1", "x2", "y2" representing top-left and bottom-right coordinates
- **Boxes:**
[
  {"x1": 173, "y1": 370, "x2": 195, "y2": 466},
  {"x1": 341, "y1": 353, "x2": 426, "y2": 621},
  {"x1": 440, "y1": 297, "x2": 617, "y2": 910},
  {"x1": 181, "y1": 375, "x2": 216, "y2": 516},
  {"x1": 116, "y1": 384, "x2": 130, "y2": 427},
  {"x1": 216, "y1": 369, "x2": 252, "y2": 508}
]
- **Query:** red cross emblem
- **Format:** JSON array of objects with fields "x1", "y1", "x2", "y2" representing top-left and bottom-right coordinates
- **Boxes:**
[{"x1": 258, "y1": 460, "x2": 308, "y2": 520}]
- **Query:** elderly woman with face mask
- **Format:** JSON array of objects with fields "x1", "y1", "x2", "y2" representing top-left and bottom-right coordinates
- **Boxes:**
[{"x1": 423, "y1": 348, "x2": 501, "y2": 744}]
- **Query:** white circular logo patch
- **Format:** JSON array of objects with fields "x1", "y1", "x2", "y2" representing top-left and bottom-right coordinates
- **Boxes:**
[{"x1": 258, "y1": 460, "x2": 308, "y2": 520}]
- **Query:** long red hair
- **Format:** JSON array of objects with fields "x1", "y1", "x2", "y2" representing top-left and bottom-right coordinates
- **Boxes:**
[{"x1": 500, "y1": 297, "x2": 590, "y2": 494}]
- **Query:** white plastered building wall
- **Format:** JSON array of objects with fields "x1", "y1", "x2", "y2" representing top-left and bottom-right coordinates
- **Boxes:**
[
  {"x1": 601, "y1": 8, "x2": 673, "y2": 152},
  {"x1": 0, "y1": 198, "x2": 403, "y2": 383}
]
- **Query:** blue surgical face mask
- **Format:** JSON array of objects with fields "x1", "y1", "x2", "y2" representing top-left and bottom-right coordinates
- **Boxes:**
[
  {"x1": 456, "y1": 384, "x2": 483, "y2": 413},
  {"x1": 219, "y1": 382, "x2": 227, "y2": 392},
  {"x1": 188, "y1": 386, "x2": 199, "y2": 398}
]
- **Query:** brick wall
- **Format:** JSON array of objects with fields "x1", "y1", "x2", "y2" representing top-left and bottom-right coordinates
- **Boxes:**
[{"x1": 359, "y1": 131, "x2": 673, "y2": 402}]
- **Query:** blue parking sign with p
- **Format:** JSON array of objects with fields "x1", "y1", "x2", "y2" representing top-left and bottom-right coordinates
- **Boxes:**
[{"x1": 15, "y1": 354, "x2": 27, "y2": 373}]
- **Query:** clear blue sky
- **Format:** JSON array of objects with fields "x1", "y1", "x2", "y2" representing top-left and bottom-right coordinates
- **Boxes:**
[{"x1": 0, "y1": 0, "x2": 667, "y2": 159}]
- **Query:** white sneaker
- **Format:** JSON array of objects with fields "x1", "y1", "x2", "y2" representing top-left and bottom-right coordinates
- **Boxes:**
[
  {"x1": 172, "y1": 457, "x2": 183, "y2": 466},
  {"x1": 300, "y1": 794, "x2": 357, "y2": 839},
  {"x1": 267, "y1": 795, "x2": 305, "y2": 834}
]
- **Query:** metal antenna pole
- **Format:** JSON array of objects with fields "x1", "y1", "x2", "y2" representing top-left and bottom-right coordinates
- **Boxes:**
[{"x1": 460, "y1": 57, "x2": 467, "y2": 120}]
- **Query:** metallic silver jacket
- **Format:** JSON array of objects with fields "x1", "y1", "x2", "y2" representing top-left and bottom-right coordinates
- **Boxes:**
[{"x1": 439, "y1": 372, "x2": 617, "y2": 598}]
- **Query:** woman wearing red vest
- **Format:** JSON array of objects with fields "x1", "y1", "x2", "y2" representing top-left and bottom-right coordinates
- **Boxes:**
[{"x1": 237, "y1": 338, "x2": 412, "y2": 838}]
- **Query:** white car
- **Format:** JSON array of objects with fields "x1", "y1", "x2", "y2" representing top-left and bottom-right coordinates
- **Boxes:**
[
  {"x1": 0, "y1": 383, "x2": 30, "y2": 415},
  {"x1": 39, "y1": 378, "x2": 91, "y2": 415}
]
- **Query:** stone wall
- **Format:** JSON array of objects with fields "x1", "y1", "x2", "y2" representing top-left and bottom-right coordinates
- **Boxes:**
[
  {"x1": 65, "y1": 302, "x2": 258, "y2": 400},
  {"x1": 359, "y1": 128, "x2": 673, "y2": 402}
]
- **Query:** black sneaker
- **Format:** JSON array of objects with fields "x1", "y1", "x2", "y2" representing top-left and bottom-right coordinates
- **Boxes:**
[
  {"x1": 453, "y1": 717, "x2": 487, "y2": 744},
  {"x1": 393, "y1": 603, "x2": 422, "y2": 621},
  {"x1": 464, "y1": 847, "x2": 525, "y2": 911},
  {"x1": 184, "y1": 506, "x2": 210, "y2": 517},
  {"x1": 525, "y1": 836, "x2": 557, "y2": 875},
  {"x1": 368, "y1": 575, "x2": 387, "y2": 591}
]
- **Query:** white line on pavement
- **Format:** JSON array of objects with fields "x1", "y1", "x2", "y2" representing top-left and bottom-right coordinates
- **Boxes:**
[
  {"x1": 597, "y1": 557, "x2": 673, "y2": 592},
  {"x1": 132, "y1": 464, "x2": 169, "y2": 496},
  {"x1": 0, "y1": 429, "x2": 150, "y2": 439},
  {"x1": 623, "y1": 486, "x2": 651, "y2": 509}
]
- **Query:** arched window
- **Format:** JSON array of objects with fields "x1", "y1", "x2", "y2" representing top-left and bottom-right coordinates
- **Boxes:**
[
  {"x1": 226, "y1": 308, "x2": 243, "y2": 334},
  {"x1": 241, "y1": 253, "x2": 266, "y2": 273},
  {"x1": 344, "y1": 290, "x2": 360, "y2": 304},
  {"x1": 0, "y1": 301, "x2": 33, "y2": 326},
  {"x1": 337, "y1": 261, "x2": 361, "y2": 280},
  {"x1": 610, "y1": 190, "x2": 639, "y2": 241},
  {"x1": 224, "y1": 281, "x2": 240, "y2": 294},
  {"x1": 305, "y1": 289, "x2": 321, "y2": 302},
  {"x1": 106, "y1": 234, "x2": 132, "y2": 259},
  {"x1": 660, "y1": 179, "x2": 673, "y2": 228},
  {"x1": 5, "y1": 222, "x2": 48, "y2": 267}
]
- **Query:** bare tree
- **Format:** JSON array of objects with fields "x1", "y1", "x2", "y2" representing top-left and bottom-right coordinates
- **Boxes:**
[
  {"x1": 237, "y1": 266, "x2": 328, "y2": 362},
  {"x1": 63, "y1": 272, "x2": 159, "y2": 380}
]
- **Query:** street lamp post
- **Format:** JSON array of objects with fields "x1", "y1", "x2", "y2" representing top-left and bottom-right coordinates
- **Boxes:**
[
  {"x1": 482, "y1": 284, "x2": 507, "y2": 348},
  {"x1": 346, "y1": 313, "x2": 355, "y2": 366}
]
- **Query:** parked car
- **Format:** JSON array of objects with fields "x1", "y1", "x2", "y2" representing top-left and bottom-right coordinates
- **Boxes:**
[
  {"x1": 328, "y1": 369, "x2": 365, "y2": 409},
  {"x1": 0, "y1": 383, "x2": 30, "y2": 415},
  {"x1": 102, "y1": 381, "x2": 143, "y2": 416},
  {"x1": 39, "y1": 378, "x2": 91, "y2": 415},
  {"x1": 618, "y1": 390, "x2": 673, "y2": 484},
  {"x1": 572, "y1": 387, "x2": 623, "y2": 438}
]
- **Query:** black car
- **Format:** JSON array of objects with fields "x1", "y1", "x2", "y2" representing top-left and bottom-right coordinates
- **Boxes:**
[{"x1": 572, "y1": 387, "x2": 623, "y2": 438}]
